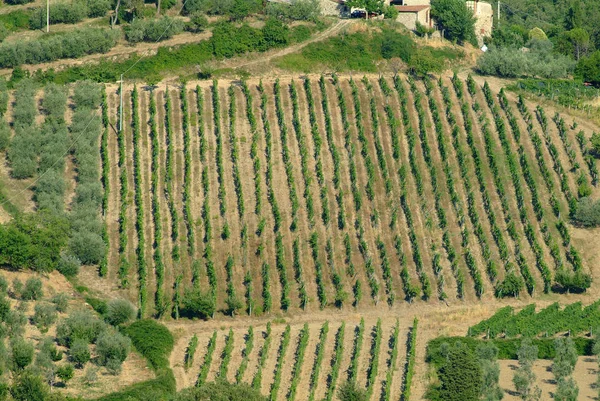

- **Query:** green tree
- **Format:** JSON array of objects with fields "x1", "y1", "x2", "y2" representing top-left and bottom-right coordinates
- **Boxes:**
[
  {"x1": 576, "y1": 51, "x2": 600, "y2": 86},
  {"x1": 554, "y1": 377, "x2": 579, "y2": 401},
  {"x1": 21, "y1": 278, "x2": 43, "y2": 300},
  {"x1": 431, "y1": 0, "x2": 476, "y2": 45},
  {"x1": 552, "y1": 338, "x2": 578, "y2": 381},
  {"x1": 476, "y1": 343, "x2": 503, "y2": 401},
  {"x1": 56, "y1": 364, "x2": 75, "y2": 385},
  {"x1": 513, "y1": 339, "x2": 541, "y2": 401},
  {"x1": 10, "y1": 372, "x2": 49, "y2": 401},
  {"x1": 95, "y1": 331, "x2": 131, "y2": 367},
  {"x1": 438, "y1": 342, "x2": 483, "y2": 401},
  {"x1": 69, "y1": 339, "x2": 90, "y2": 368},
  {"x1": 105, "y1": 299, "x2": 136, "y2": 326},
  {"x1": 10, "y1": 337, "x2": 34, "y2": 371},
  {"x1": 556, "y1": 28, "x2": 590, "y2": 60},
  {"x1": 32, "y1": 303, "x2": 58, "y2": 333}
]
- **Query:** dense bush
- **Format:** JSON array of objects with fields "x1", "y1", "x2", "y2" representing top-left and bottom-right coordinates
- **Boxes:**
[
  {"x1": 180, "y1": 287, "x2": 215, "y2": 320},
  {"x1": 435, "y1": 342, "x2": 482, "y2": 401},
  {"x1": 56, "y1": 310, "x2": 107, "y2": 346},
  {"x1": 0, "y1": 213, "x2": 69, "y2": 272},
  {"x1": 21, "y1": 277, "x2": 43, "y2": 300},
  {"x1": 186, "y1": 12, "x2": 208, "y2": 33},
  {"x1": 125, "y1": 16, "x2": 184, "y2": 43},
  {"x1": 0, "y1": 28, "x2": 118, "y2": 68},
  {"x1": 32, "y1": 303, "x2": 57, "y2": 333},
  {"x1": 57, "y1": 253, "x2": 81, "y2": 278},
  {"x1": 554, "y1": 269, "x2": 592, "y2": 293},
  {"x1": 69, "y1": 338, "x2": 90, "y2": 367},
  {"x1": 96, "y1": 331, "x2": 131, "y2": 366},
  {"x1": 123, "y1": 320, "x2": 174, "y2": 370},
  {"x1": 576, "y1": 51, "x2": 600, "y2": 86},
  {"x1": 106, "y1": 299, "x2": 136, "y2": 326},
  {"x1": 10, "y1": 337, "x2": 34, "y2": 371}
]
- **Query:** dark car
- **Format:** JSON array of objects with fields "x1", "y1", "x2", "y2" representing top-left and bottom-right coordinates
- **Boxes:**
[{"x1": 351, "y1": 10, "x2": 366, "y2": 18}]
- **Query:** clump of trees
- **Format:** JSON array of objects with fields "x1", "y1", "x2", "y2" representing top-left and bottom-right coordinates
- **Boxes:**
[
  {"x1": 572, "y1": 197, "x2": 600, "y2": 227},
  {"x1": 266, "y1": 0, "x2": 322, "y2": 22},
  {"x1": 478, "y1": 38, "x2": 576, "y2": 79},
  {"x1": 125, "y1": 16, "x2": 184, "y2": 43},
  {"x1": 0, "y1": 28, "x2": 119, "y2": 68},
  {"x1": 68, "y1": 81, "x2": 106, "y2": 266},
  {"x1": 431, "y1": 0, "x2": 476, "y2": 45},
  {"x1": 513, "y1": 338, "x2": 541, "y2": 401}
]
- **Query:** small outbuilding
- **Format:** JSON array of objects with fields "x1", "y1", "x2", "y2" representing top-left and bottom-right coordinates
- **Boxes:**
[{"x1": 394, "y1": 4, "x2": 432, "y2": 31}]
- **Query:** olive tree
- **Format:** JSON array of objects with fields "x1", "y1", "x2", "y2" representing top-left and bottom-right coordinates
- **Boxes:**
[{"x1": 105, "y1": 299, "x2": 136, "y2": 326}]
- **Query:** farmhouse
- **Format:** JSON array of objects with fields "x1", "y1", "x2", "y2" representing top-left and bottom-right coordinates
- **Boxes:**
[{"x1": 394, "y1": 4, "x2": 432, "y2": 31}]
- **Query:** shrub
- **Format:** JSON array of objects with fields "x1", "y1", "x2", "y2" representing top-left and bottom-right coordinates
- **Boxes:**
[
  {"x1": 57, "y1": 253, "x2": 81, "y2": 278},
  {"x1": 576, "y1": 51, "x2": 600, "y2": 86},
  {"x1": 180, "y1": 287, "x2": 215, "y2": 320},
  {"x1": 0, "y1": 294, "x2": 9, "y2": 322},
  {"x1": 96, "y1": 331, "x2": 131, "y2": 366},
  {"x1": 437, "y1": 342, "x2": 482, "y2": 401},
  {"x1": 9, "y1": 371, "x2": 49, "y2": 401},
  {"x1": 123, "y1": 320, "x2": 174, "y2": 370},
  {"x1": 86, "y1": 0, "x2": 112, "y2": 18},
  {"x1": 186, "y1": 12, "x2": 208, "y2": 33},
  {"x1": 21, "y1": 278, "x2": 43, "y2": 300},
  {"x1": 32, "y1": 303, "x2": 58, "y2": 333},
  {"x1": 494, "y1": 271, "x2": 524, "y2": 298},
  {"x1": 266, "y1": 0, "x2": 322, "y2": 21},
  {"x1": 10, "y1": 337, "x2": 34, "y2": 371},
  {"x1": 125, "y1": 16, "x2": 184, "y2": 43},
  {"x1": 56, "y1": 310, "x2": 107, "y2": 346},
  {"x1": 106, "y1": 299, "x2": 136, "y2": 326},
  {"x1": 57, "y1": 363, "x2": 75, "y2": 384},
  {"x1": 69, "y1": 339, "x2": 90, "y2": 368},
  {"x1": 69, "y1": 230, "x2": 106, "y2": 265}
]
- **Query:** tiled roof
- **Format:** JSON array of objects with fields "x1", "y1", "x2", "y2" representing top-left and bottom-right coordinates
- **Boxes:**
[{"x1": 394, "y1": 5, "x2": 430, "y2": 12}]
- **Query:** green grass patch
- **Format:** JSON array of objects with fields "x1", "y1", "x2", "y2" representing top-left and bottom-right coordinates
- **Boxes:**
[
  {"x1": 0, "y1": 10, "x2": 31, "y2": 31},
  {"x1": 273, "y1": 28, "x2": 463, "y2": 74}
]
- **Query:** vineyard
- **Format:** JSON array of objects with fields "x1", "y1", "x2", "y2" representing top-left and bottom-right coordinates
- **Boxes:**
[
  {"x1": 0, "y1": 72, "x2": 598, "y2": 399},
  {"x1": 91, "y1": 74, "x2": 597, "y2": 318},
  {"x1": 171, "y1": 317, "x2": 417, "y2": 401}
]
